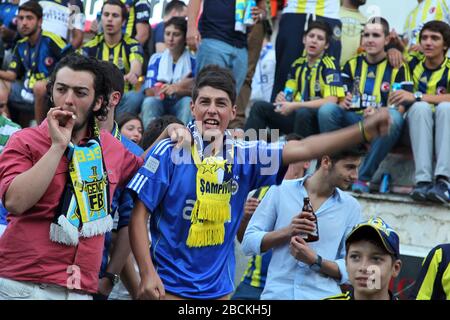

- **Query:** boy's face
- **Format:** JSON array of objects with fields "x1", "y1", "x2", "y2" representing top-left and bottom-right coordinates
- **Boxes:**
[
  {"x1": 102, "y1": 4, "x2": 124, "y2": 37},
  {"x1": 323, "y1": 156, "x2": 361, "y2": 190},
  {"x1": 303, "y1": 28, "x2": 329, "y2": 59},
  {"x1": 164, "y1": 24, "x2": 185, "y2": 52},
  {"x1": 190, "y1": 86, "x2": 236, "y2": 138},
  {"x1": 362, "y1": 23, "x2": 388, "y2": 57},
  {"x1": 420, "y1": 29, "x2": 447, "y2": 60},
  {"x1": 346, "y1": 240, "x2": 401, "y2": 298}
]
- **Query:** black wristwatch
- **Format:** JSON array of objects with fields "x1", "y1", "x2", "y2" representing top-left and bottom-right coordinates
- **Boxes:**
[
  {"x1": 414, "y1": 91, "x2": 423, "y2": 102},
  {"x1": 309, "y1": 254, "x2": 322, "y2": 272},
  {"x1": 102, "y1": 272, "x2": 120, "y2": 286}
]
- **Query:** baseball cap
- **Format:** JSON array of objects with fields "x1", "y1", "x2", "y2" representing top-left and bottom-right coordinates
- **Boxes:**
[{"x1": 346, "y1": 217, "x2": 400, "y2": 258}]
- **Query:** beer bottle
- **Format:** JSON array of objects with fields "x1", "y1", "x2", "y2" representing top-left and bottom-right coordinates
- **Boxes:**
[
  {"x1": 301, "y1": 197, "x2": 319, "y2": 242},
  {"x1": 350, "y1": 76, "x2": 362, "y2": 111}
]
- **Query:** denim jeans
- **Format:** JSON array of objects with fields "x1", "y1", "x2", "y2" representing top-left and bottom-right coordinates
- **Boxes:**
[
  {"x1": 141, "y1": 95, "x2": 192, "y2": 128},
  {"x1": 116, "y1": 90, "x2": 145, "y2": 117},
  {"x1": 196, "y1": 38, "x2": 248, "y2": 93},
  {"x1": 318, "y1": 103, "x2": 404, "y2": 181}
]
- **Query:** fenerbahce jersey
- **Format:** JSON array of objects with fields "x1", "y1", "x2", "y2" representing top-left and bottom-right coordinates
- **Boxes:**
[
  {"x1": 342, "y1": 54, "x2": 410, "y2": 108},
  {"x1": 126, "y1": 138, "x2": 286, "y2": 299},
  {"x1": 408, "y1": 53, "x2": 450, "y2": 97}
]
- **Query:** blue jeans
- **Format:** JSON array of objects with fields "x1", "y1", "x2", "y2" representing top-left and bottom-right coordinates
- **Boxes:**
[
  {"x1": 196, "y1": 38, "x2": 248, "y2": 93},
  {"x1": 141, "y1": 96, "x2": 192, "y2": 128},
  {"x1": 318, "y1": 103, "x2": 404, "y2": 181},
  {"x1": 116, "y1": 90, "x2": 145, "y2": 116}
]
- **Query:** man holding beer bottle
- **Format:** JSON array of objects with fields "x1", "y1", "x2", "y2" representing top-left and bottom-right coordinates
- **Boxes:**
[{"x1": 242, "y1": 147, "x2": 365, "y2": 300}]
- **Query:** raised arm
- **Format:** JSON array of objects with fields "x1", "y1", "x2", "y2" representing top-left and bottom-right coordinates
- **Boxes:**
[{"x1": 282, "y1": 108, "x2": 390, "y2": 165}]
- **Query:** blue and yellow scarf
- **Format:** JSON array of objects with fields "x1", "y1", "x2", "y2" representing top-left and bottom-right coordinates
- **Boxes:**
[
  {"x1": 50, "y1": 124, "x2": 112, "y2": 246},
  {"x1": 186, "y1": 122, "x2": 235, "y2": 247}
]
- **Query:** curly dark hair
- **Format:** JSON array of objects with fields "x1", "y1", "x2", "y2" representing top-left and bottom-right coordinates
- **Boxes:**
[{"x1": 47, "y1": 54, "x2": 110, "y2": 121}]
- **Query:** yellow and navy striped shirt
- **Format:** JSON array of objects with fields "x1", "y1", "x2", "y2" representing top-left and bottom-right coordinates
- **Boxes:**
[
  {"x1": 411, "y1": 244, "x2": 450, "y2": 300},
  {"x1": 404, "y1": 0, "x2": 450, "y2": 47},
  {"x1": 81, "y1": 33, "x2": 144, "y2": 92},
  {"x1": 342, "y1": 54, "x2": 410, "y2": 108},
  {"x1": 283, "y1": 0, "x2": 339, "y2": 19},
  {"x1": 122, "y1": 0, "x2": 151, "y2": 39},
  {"x1": 407, "y1": 53, "x2": 450, "y2": 97},
  {"x1": 324, "y1": 289, "x2": 398, "y2": 300},
  {"x1": 241, "y1": 186, "x2": 271, "y2": 289},
  {"x1": 285, "y1": 55, "x2": 345, "y2": 102}
]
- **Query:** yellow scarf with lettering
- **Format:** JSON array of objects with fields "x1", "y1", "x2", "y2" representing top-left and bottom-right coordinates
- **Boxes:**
[{"x1": 186, "y1": 122, "x2": 234, "y2": 247}]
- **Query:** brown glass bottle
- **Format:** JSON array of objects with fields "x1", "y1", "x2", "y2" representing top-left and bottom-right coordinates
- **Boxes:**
[{"x1": 301, "y1": 197, "x2": 319, "y2": 242}]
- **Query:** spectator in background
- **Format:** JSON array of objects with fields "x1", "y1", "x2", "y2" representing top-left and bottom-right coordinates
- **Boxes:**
[
  {"x1": 389, "y1": 20, "x2": 450, "y2": 204},
  {"x1": 403, "y1": 0, "x2": 450, "y2": 53},
  {"x1": 121, "y1": 0, "x2": 151, "y2": 46},
  {"x1": 229, "y1": 0, "x2": 269, "y2": 131},
  {"x1": 245, "y1": 21, "x2": 344, "y2": 139},
  {"x1": 0, "y1": 0, "x2": 19, "y2": 68},
  {"x1": 141, "y1": 17, "x2": 194, "y2": 128},
  {"x1": 410, "y1": 243, "x2": 450, "y2": 300},
  {"x1": 153, "y1": 0, "x2": 187, "y2": 54},
  {"x1": 187, "y1": 0, "x2": 266, "y2": 93},
  {"x1": 117, "y1": 112, "x2": 144, "y2": 146},
  {"x1": 339, "y1": 0, "x2": 366, "y2": 65},
  {"x1": 271, "y1": 0, "x2": 342, "y2": 103},
  {"x1": 319, "y1": 17, "x2": 410, "y2": 194},
  {"x1": 81, "y1": 0, "x2": 144, "y2": 117},
  {"x1": 0, "y1": 1, "x2": 67, "y2": 125},
  {"x1": 249, "y1": 32, "x2": 276, "y2": 104},
  {"x1": 38, "y1": 0, "x2": 85, "y2": 49}
]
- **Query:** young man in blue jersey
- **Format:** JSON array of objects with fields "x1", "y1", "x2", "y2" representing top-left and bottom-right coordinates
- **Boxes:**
[
  {"x1": 245, "y1": 21, "x2": 345, "y2": 139},
  {"x1": 127, "y1": 64, "x2": 391, "y2": 300},
  {"x1": 324, "y1": 217, "x2": 402, "y2": 300},
  {"x1": 389, "y1": 20, "x2": 450, "y2": 204},
  {"x1": 318, "y1": 17, "x2": 410, "y2": 193},
  {"x1": 0, "y1": 1, "x2": 67, "y2": 125}
]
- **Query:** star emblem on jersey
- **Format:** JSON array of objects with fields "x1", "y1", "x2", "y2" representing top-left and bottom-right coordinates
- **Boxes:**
[{"x1": 200, "y1": 158, "x2": 228, "y2": 174}]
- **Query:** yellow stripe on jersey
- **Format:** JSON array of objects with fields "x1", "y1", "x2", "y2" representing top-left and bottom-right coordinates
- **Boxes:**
[
  {"x1": 323, "y1": 291, "x2": 352, "y2": 300},
  {"x1": 316, "y1": 0, "x2": 325, "y2": 17},
  {"x1": 250, "y1": 255, "x2": 263, "y2": 287},
  {"x1": 42, "y1": 31, "x2": 66, "y2": 49},
  {"x1": 443, "y1": 263, "x2": 450, "y2": 299},
  {"x1": 126, "y1": 6, "x2": 135, "y2": 37},
  {"x1": 416, "y1": 248, "x2": 442, "y2": 300}
]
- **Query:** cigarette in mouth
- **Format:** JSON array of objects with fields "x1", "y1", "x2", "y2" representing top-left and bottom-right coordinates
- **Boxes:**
[{"x1": 72, "y1": 114, "x2": 77, "y2": 120}]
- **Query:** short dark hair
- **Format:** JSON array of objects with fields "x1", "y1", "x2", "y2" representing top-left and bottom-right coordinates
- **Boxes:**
[
  {"x1": 19, "y1": 1, "x2": 43, "y2": 20},
  {"x1": 47, "y1": 54, "x2": 109, "y2": 121},
  {"x1": 316, "y1": 145, "x2": 366, "y2": 169},
  {"x1": 420, "y1": 20, "x2": 450, "y2": 50},
  {"x1": 366, "y1": 16, "x2": 390, "y2": 36},
  {"x1": 98, "y1": 60, "x2": 124, "y2": 96},
  {"x1": 345, "y1": 228, "x2": 396, "y2": 262},
  {"x1": 164, "y1": 16, "x2": 187, "y2": 37},
  {"x1": 305, "y1": 20, "x2": 332, "y2": 44},
  {"x1": 192, "y1": 65, "x2": 236, "y2": 105},
  {"x1": 164, "y1": 0, "x2": 187, "y2": 16},
  {"x1": 102, "y1": 0, "x2": 128, "y2": 22},
  {"x1": 142, "y1": 115, "x2": 183, "y2": 150}
]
